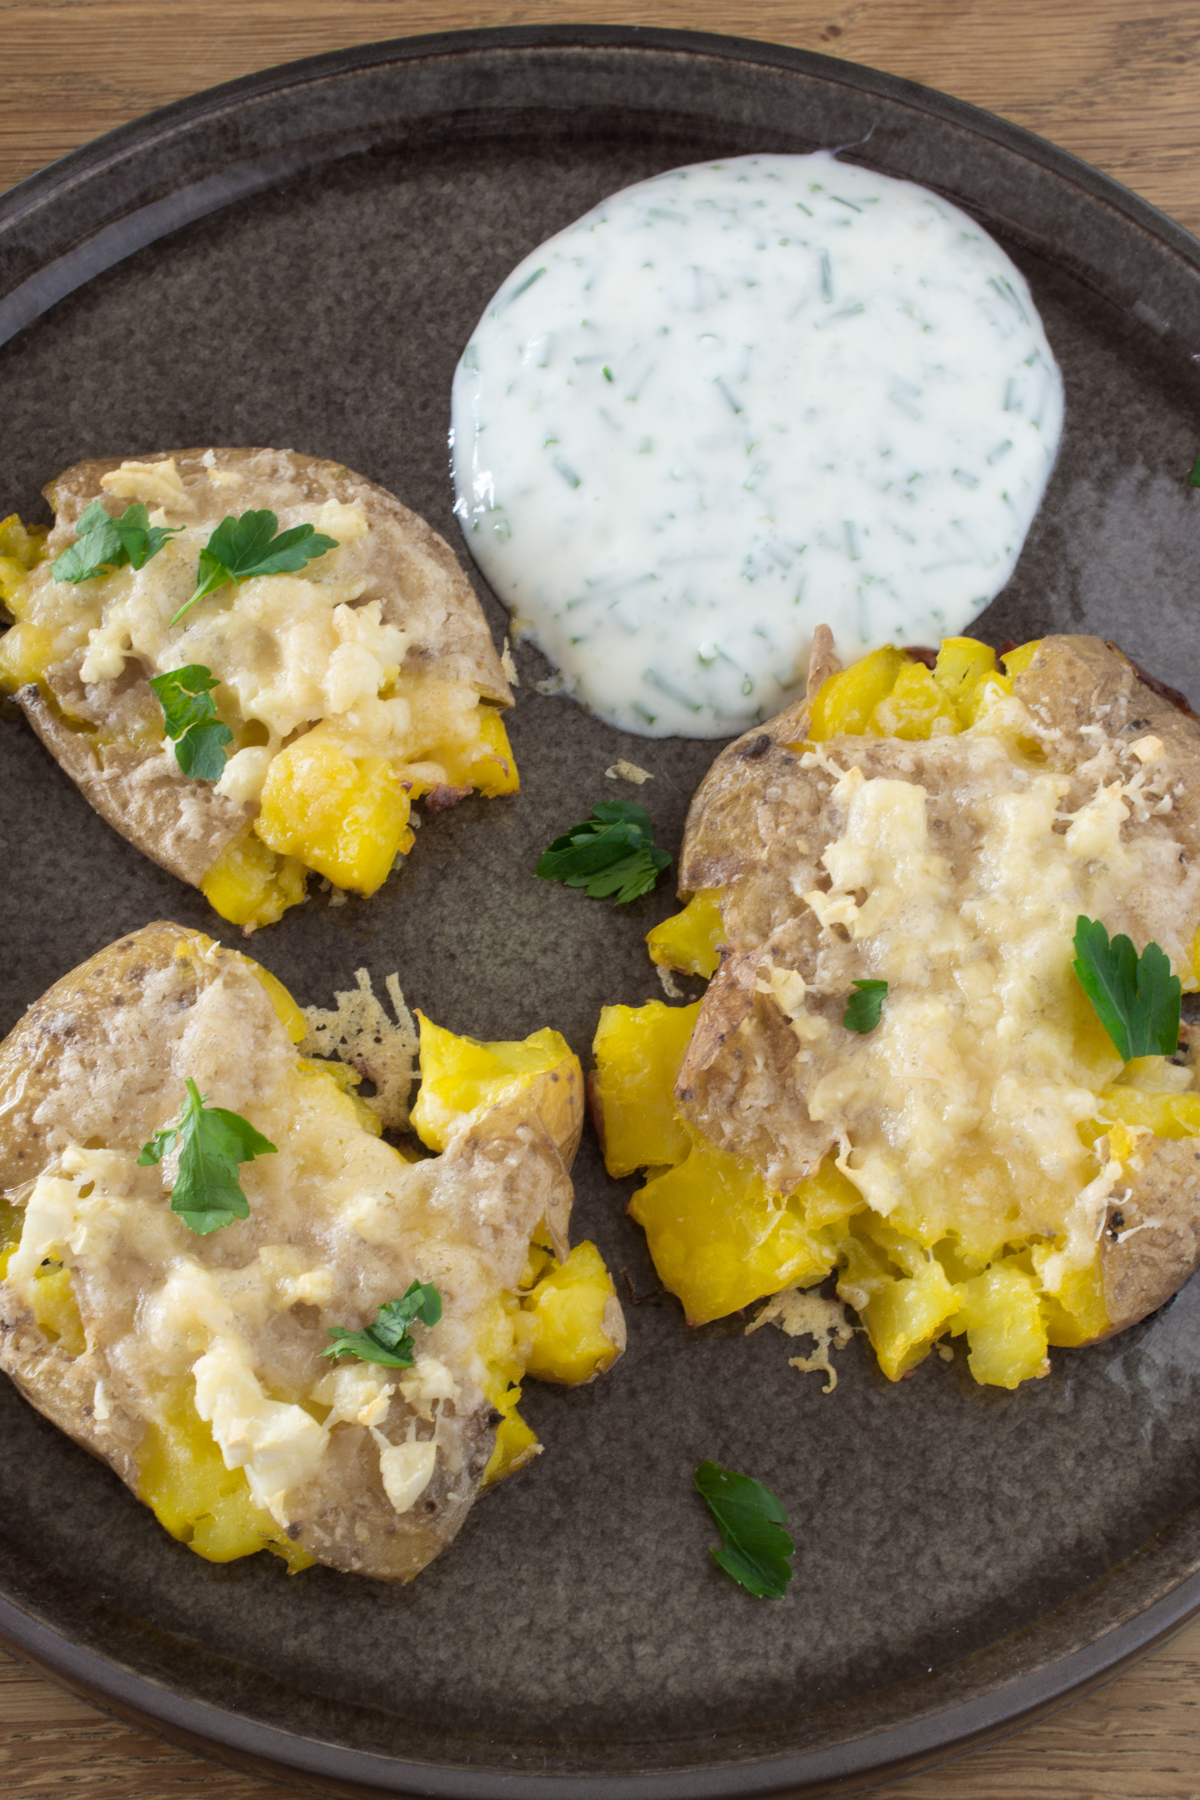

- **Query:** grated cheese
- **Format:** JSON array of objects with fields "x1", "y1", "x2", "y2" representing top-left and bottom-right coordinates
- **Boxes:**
[
  {"x1": 746, "y1": 1289, "x2": 855, "y2": 1392},
  {"x1": 772, "y1": 705, "x2": 1200, "y2": 1280},
  {"x1": 301, "y1": 968, "x2": 417, "y2": 1130}
]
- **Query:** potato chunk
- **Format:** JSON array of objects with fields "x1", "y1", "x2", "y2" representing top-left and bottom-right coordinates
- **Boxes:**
[
  {"x1": 645, "y1": 889, "x2": 726, "y2": 978},
  {"x1": 523, "y1": 1242, "x2": 624, "y2": 1385},
  {"x1": 256, "y1": 732, "x2": 412, "y2": 895}
]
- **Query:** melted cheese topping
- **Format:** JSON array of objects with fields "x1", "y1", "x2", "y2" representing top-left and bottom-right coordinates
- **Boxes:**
[
  {"x1": 193, "y1": 1335, "x2": 328, "y2": 1517},
  {"x1": 11, "y1": 459, "x2": 508, "y2": 833},
  {"x1": 58, "y1": 477, "x2": 429, "y2": 777},
  {"x1": 785, "y1": 707, "x2": 1200, "y2": 1279},
  {"x1": 371, "y1": 1434, "x2": 438, "y2": 1513}
]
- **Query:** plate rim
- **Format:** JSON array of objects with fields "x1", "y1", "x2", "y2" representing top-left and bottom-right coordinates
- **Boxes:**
[
  {"x1": 4, "y1": 1568, "x2": 1200, "y2": 1799},
  {"x1": 4, "y1": 21, "x2": 1200, "y2": 1798},
  {"x1": 2, "y1": 22, "x2": 1199, "y2": 350}
]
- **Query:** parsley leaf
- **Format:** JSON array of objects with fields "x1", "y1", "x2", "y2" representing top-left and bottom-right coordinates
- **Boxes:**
[
  {"x1": 1073, "y1": 915, "x2": 1181, "y2": 1061},
  {"x1": 138, "y1": 1077, "x2": 276, "y2": 1234},
  {"x1": 843, "y1": 979, "x2": 888, "y2": 1033},
  {"x1": 535, "y1": 800, "x2": 671, "y2": 904},
  {"x1": 321, "y1": 1281, "x2": 444, "y2": 1368},
  {"x1": 694, "y1": 1461, "x2": 793, "y2": 1600},
  {"x1": 1190, "y1": 452, "x2": 1200, "y2": 488},
  {"x1": 148, "y1": 663, "x2": 233, "y2": 782},
  {"x1": 51, "y1": 500, "x2": 181, "y2": 584},
  {"x1": 172, "y1": 509, "x2": 338, "y2": 624}
]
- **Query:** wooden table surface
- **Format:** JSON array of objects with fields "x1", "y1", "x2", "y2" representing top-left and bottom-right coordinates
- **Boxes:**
[{"x1": 4, "y1": 3, "x2": 1200, "y2": 1796}]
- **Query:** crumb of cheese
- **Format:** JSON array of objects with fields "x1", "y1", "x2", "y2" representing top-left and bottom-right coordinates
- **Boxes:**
[
  {"x1": 301, "y1": 969, "x2": 417, "y2": 1130},
  {"x1": 746, "y1": 1289, "x2": 855, "y2": 1393},
  {"x1": 605, "y1": 759, "x2": 653, "y2": 784}
]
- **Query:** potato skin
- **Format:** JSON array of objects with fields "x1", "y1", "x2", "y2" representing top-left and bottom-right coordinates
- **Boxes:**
[
  {"x1": 677, "y1": 633, "x2": 1200, "y2": 1346},
  {"x1": 1099, "y1": 1138, "x2": 1200, "y2": 1336},
  {"x1": 18, "y1": 677, "x2": 253, "y2": 886},
  {"x1": 17, "y1": 447, "x2": 513, "y2": 889},
  {"x1": 1014, "y1": 635, "x2": 1200, "y2": 863},
  {"x1": 0, "y1": 920, "x2": 192, "y2": 1193},
  {"x1": 677, "y1": 698, "x2": 817, "y2": 905}
]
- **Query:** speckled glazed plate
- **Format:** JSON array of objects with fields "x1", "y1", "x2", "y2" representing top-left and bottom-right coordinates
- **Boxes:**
[{"x1": 4, "y1": 27, "x2": 1200, "y2": 1800}]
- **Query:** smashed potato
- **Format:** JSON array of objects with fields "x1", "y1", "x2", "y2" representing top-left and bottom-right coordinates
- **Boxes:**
[
  {"x1": 0, "y1": 925, "x2": 623, "y2": 1581},
  {"x1": 596, "y1": 632, "x2": 1200, "y2": 1389},
  {"x1": 0, "y1": 450, "x2": 518, "y2": 931}
]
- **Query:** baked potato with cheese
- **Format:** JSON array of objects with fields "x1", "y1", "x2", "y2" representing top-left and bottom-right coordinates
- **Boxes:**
[
  {"x1": 0, "y1": 925, "x2": 624, "y2": 1581},
  {"x1": 0, "y1": 450, "x2": 517, "y2": 931},
  {"x1": 593, "y1": 631, "x2": 1200, "y2": 1389}
]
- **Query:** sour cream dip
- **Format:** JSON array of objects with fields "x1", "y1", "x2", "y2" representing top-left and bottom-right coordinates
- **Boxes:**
[{"x1": 452, "y1": 152, "x2": 1063, "y2": 738}]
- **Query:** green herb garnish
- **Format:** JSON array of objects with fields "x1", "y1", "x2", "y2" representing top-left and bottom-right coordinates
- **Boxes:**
[
  {"x1": 321, "y1": 1281, "x2": 444, "y2": 1368},
  {"x1": 1189, "y1": 452, "x2": 1200, "y2": 488},
  {"x1": 171, "y1": 509, "x2": 338, "y2": 625},
  {"x1": 148, "y1": 663, "x2": 233, "y2": 782},
  {"x1": 694, "y1": 1461, "x2": 793, "y2": 1600},
  {"x1": 138, "y1": 1077, "x2": 275, "y2": 1234},
  {"x1": 843, "y1": 979, "x2": 888, "y2": 1033},
  {"x1": 535, "y1": 800, "x2": 671, "y2": 904},
  {"x1": 1072, "y1": 915, "x2": 1181, "y2": 1061},
  {"x1": 51, "y1": 500, "x2": 181, "y2": 584}
]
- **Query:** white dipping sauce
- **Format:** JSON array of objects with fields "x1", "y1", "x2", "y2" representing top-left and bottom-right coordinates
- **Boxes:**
[{"x1": 452, "y1": 153, "x2": 1063, "y2": 738}]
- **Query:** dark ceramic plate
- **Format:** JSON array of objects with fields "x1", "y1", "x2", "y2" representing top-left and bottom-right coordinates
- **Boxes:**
[{"x1": 4, "y1": 26, "x2": 1200, "y2": 1800}]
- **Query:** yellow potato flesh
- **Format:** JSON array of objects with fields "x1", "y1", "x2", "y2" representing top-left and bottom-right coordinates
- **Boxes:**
[
  {"x1": 411, "y1": 1015, "x2": 577, "y2": 1153},
  {"x1": 200, "y1": 832, "x2": 308, "y2": 932},
  {"x1": 0, "y1": 518, "x2": 58, "y2": 687},
  {"x1": 246, "y1": 962, "x2": 308, "y2": 1043},
  {"x1": 1097, "y1": 1084, "x2": 1200, "y2": 1138},
  {"x1": 932, "y1": 636, "x2": 1000, "y2": 724},
  {"x1": 137, "y1": 1384, "x2": 314, "y2": 1572},
  {"x1": 631, "y1": 1135, "x2": 837, "y2": 1325},
  {"x1": 434, "y1": 704, "x2": 520, "y2": 798},
  {"x1": 949, "y1": 1261, "x2": 1049, "y2": 1389},
  {"x1": 870, "y1": 660, "x2": 959, "y2": 740},
  {"x1": 1039, "y1": 1259, "x2": 1108, "y2": 1347},
  {"x1": 808, "y1": 644, "x2": 905, "y2": 740},
  {"x1": 645, "y1": 888, "x2": 725, "y2": 977},
  {"x1": 841, "y1": 1230, "x2": 962, "y2": 1381},
  {"x1": 0, "y1": 622, "x2": 56, "y2": 690},
  {"x1": 804, "y1": 635, "x2": 1043, "y2": 744},
  {"x1": 522, "y1": 1241, "x2": 622, "y2": 1384},
  {"x1": 255, "y1": 732, "x2": 411, "y2": 896},
  {"x1": 0, "y1": 515, "x2": 49, "y2": 645},
  {"x1": 0, "y1": 515, "x2": 48, "y2": 570},
  {"x1": 298, "y1": 1059, "x2": 383, "y2": 1137},
  {"x1": 591, "y1": 1001, "x2": 697, "y2": 1176},
  {"x1": 602, "y1": 637, "x2": 1197, "y2": 1388},
  {"x1": 30, "y1": 1263, "x2": 87, "y2": 1356},
  {"x1": 213, "y1": 704, "x2": 516, "y2": 929},
  {"x1": 481, "y1": 1385, "x2": 540, "y2": 1488},
  {"x1": 209, "y1": 712, "x2": 515, "y2": 931},
  {"x1": 407, "y1": 1012, "x2": 621, "y2": 1470},
  {"x1": 0, "y1": 1201, "x2": 21, "y2": 1278},
  {"x1": 479, "y1": 1241, "x2": 624, "y2": 1482}
]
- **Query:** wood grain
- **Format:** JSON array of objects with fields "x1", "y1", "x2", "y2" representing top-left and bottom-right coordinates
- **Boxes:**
[
  {"x1": 4, "y1": 3, "x2": 1200, "y2": 1797},
  {"x1": 9, "y1": 1622, "x2": 1200, "y2": 1799},
  {"x1": 3, "y1": 1, "x2": 1200, "y2": 234}
]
